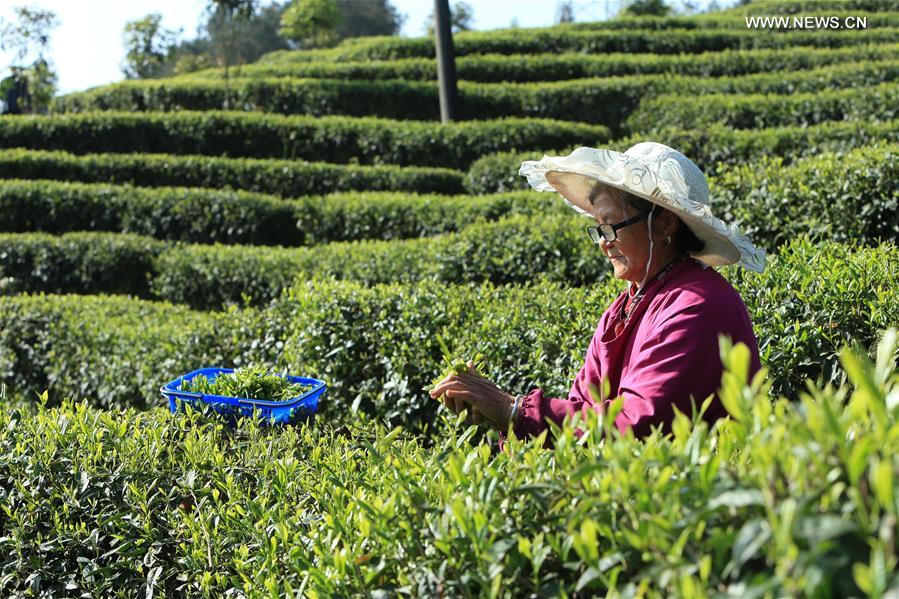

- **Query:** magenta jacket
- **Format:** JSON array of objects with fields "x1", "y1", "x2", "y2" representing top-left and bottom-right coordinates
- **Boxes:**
[{"x1": 510, "y1": 258, "x2": 761, "y2": 445}]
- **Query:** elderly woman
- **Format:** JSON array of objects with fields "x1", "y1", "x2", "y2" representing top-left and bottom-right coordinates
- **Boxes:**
[{"x1": 429, "y1": 142, "x2": 766, "y2": 443}]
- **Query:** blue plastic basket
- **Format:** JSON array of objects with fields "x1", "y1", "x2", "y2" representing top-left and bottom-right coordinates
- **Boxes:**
[{"x1": 160, "y1": 367, "x2": 326, "y2": 425}]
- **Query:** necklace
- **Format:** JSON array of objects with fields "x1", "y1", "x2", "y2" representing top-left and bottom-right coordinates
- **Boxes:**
[{"x1": 619, "y1": 254, "x2": 689, "y2": 325}]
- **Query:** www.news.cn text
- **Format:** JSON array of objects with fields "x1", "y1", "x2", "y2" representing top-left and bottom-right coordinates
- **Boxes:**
[{"x1": 745, "y1": 15, "x2": 869, "y2": 30}]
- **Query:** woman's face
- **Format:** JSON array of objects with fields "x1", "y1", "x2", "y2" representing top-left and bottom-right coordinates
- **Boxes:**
[{"x1": 590, "y1": 189, "x2": 651, "y2": 283}]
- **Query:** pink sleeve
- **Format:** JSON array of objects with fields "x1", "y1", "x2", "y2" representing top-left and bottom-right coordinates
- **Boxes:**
[
  {"x1": 614, "y1": 296, "x2": 759, "y2": 438},
  {"x1": 503, "y1": 292, "x2": 759, "y2": 449}
]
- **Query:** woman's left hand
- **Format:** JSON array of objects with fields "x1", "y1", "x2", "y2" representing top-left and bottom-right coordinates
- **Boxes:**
[{"x1": 429, "y1": 361, "x2": 515, "y2": 431}]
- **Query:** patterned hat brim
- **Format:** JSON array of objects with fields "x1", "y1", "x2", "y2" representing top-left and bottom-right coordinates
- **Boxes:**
[{"x1": 520, "y1": 148, "x2": 766, "y2": 273}]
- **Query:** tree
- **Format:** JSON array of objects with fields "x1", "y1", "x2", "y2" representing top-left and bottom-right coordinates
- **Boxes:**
[
  {"x1": 621, "y1": 0, "x2": 672, "y2": 17},
  {"x1": 556, "y1": 0, "x2": 575, "y2": 24},
  {"x1": 165, "y1": 2, "x2": 289, "y2": 75},
  {"x1": 425, "y1": 1, "x2": 474, "y2": 36},
  {"x1": 206, "y1": 0, "x2": 259, "y2": 79},
  {"x1": 0, "y1": 6, "x2": 58, "y2": 114},
  {"x1": 205, "y1": 1, "x2": 289, "y2": 64},
  {"x1": 122, "y1": 14, "x2": 179, "y2": 79},
  {"x1": 334, "y1": 0, "x2": 404, "y2": 39},
  {"x1": 279, "y1": 0, "x2": 342, "y2": 48}
]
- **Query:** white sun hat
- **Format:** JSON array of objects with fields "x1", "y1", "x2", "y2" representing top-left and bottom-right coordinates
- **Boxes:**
[{"x1": 519, "y1": 142, "x2": 766, "y2": 272}]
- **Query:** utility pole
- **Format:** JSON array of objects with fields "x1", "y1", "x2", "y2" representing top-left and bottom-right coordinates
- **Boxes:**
[{"x1": 434, "y1": 0, "x2": 459, "y2": 122}]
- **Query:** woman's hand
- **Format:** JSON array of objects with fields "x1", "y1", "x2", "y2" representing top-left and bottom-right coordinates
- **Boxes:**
[{"x1": 429, "y1": 360, "x2": 516, "y2": 431}]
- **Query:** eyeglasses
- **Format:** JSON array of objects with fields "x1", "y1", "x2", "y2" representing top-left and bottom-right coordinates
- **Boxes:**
[{"x1": 586, "y1": 212, "x2": 650, "y2": 244}]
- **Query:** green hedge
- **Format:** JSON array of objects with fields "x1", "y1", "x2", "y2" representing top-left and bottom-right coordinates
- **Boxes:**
[
  {"x1": 0, "y1": 214, "x2": 598, "y2": 309},
  {"x1": 0, "y1": 296, "x2": 229, "y2": 410},
  {"x1": 466, "y1": 120, "x2": 899, "y2": 194},
  {"x1": 466, "y1": 143, "x2": 899, "y2": 251},
  {"x1": 0, "y1": 149, "x2": 465, "y2": 196},
  {"x1": 49, "y1": 60, "x2": 899, "y2": 130},
  {"x1": 626, "y1": 81, "x2": 899, "y2": 133},
  {"x1": 4, "y1": 139, "x2": 898, "y2": 308},
  {"x1": 0, "y1": 232, "x2": 164, "y2": 297},
  {"x1": 0, "y1": 179, "x2": 558, "y2": 245},
  {"x1": 0, "y1": 239, "x2": 896, "y2": 431},
  {"x1": 0, "y1": 112, "x2": 608, "y2": 169},
  {"x1": 4, "y1": 335, "x2": 899, "y2": 597},
  {"x1": 729, "y1": 0, "x2": 898, "y2": 14},
  {"x1": 264, "y1": 27, "x2": 898, "y2": 62},
  {"x1": 567, "y1": 10, "x2": 899, "y2": 29},
  {"x1": 187, "y1": 44, "x2": 899, "y2": 83},
  {"x1": 713, "y1": 143, "x2": 899, "y2": 249}
]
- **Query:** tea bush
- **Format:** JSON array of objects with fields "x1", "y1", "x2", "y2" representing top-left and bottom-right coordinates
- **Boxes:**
[
  {"x1": 268, "y1": 27, "x2": 898, "y2": 62},
  {"x1": 2, "y1": 239, "x2": 897, "y2": 431},
  {"x1": 187, "y1": 44, "x2": 899, "y2": 83},
  {"x1": 0, "y1": 295, "x2": 230, "y2": 410},
  {"x1": 626, "y1": 81, "x2": 899, "y2": 133},
  {"x1": 151, "y1": 212, "x2": 598, "y2": 309},
  {"x1": 0, "y1": 112, "x2": 608, "y2": 169},
  {"x1": 730, "y1": 0, "x2": 897, "y2": 14},
  {"x1": 0, "y1": 148, "x2": 465, "y2": 196},
  {"x1": 714, "y1": 142, "x2": 899, "y2": 248},
  {"x1": 0, "y1": 232, "x2": 164, "y2": 297},
  {"x1": 47, "y1": 60, "x2": 899, "y2": 131},
  {"x1": 466, "y1": 122, "x2": 899, "y2": 193},
  {"x1": 0, "y1": 179, "x2": 557, "y2": 245},
  {"x1": 1, "y1": 332, "x2": 898, "y2": 595},
  {"x1": 0, "y1": 214, "x2": 599, "y2": 308}
]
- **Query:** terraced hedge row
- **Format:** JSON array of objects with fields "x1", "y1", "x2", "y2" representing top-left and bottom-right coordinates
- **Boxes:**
[
  {"x1": 50, "y1": 60, "x2": 899, "y2": 129},
  {"x1": 261, "y1": 27, "x2": 899, "y2": 63},
  {"x1": 5, "y1": 337, "x2": 899, "y2": 597},
  {"x1": 627, "y1": 81, "x2": 899, "y2": 133},
  {"x1": 730, "y1": 0, "x2": 898, "y2": 14},
  {"x1": 0, "y1": 180, "x2": 556, "y2": 245},
  {"x1": 566, "y1": 10, "x2": 899, "y2": 29},
  {"x1": 0, "y1": 149, "x2": 465, "y2": 196},
  {"x1": 0, "y1": 214, "x2": 597, "y2": 309},
  {"x1": 468, "y1": 144, "x2": 899, "y2": 250},
  {"x1": 0, "y1": 112, "x2": 608, "y2": 169},
  {"x1": 186, "y1": 44, "x2": 899, "y2": 83},
  {"x1": 713, "y1": 143, "x2": 899, "y2": 248},
  {"x1": 466, "y1": 121, "x2": 899, "y2": 194},
  {"x1": 2, "y1": 144, "x2": 896, "y2": 308},
  {"x1": 1, "y1": 239, "x2": 896, "y2": 430}
]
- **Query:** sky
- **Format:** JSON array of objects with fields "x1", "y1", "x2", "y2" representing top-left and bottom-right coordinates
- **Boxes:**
[{"x1": 0, "y1": 0, "x2": 732, "y2": 95}]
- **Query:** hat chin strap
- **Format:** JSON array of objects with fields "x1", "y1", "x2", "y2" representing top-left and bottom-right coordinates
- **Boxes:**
[{"x1": 629, "y1": 210, "x2": 655, "y2": 299}]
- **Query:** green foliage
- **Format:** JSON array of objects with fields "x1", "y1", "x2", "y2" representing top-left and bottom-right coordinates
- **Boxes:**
[
  {"x1": 184, "y1": 366, "x2": 312, "y2": 401},
  {"x1": 1, "y1": 332, "x2": 898, "y2": 594},
  {"x1": 0, "y1": 148, "x2": 464, "y2": 196},
  {"x1": 3, "y1": 240, "x2": 896, "y2": 430},
  {"x1": 0, "y1": 179, "x2": 558, "y2": 245},
  {"x1": 627, "y1": 81, "x2": 899, "y2": 134},
  {"x1": 168, "y1": 1, "x2": 289, "y2": 75},
  {"x1": 202, "y1": 43, "x2": 899, "y2": 83},
  {"x1": 712, "y1": 142, "x2": 899, "y2": 249},
  {"x1": 265, "y1": 26, "x2": 899, "y2": 62},
  {"x1": 0, "y1": 110, "x2": 609, "y2": 169},
  {"x1": 279, "y1": 0, "x2": 342, "y2": 48},
  {"x1": 728, "y1": 0, "x2": 897, "y2": 14},
  {"x1": 0, "y1": 232, "x2": 164, "y2": 297},
  {"x1": 333, "y1": 0, "x2": 404, "y2": 40},
  {"x1": 49, "y1": 59, "x2": 899, "y2": 131},
  {"x1": 122, "y1": 14, "x2": 179, "y2": 79},
  {"x1": 622, "y1": 0, "x2": 672, "y2": 17},
  {"x1": 0, "y1": 7, "x2": 59, "y2": 114},
  {"x1": 0, "y1": 6, "x2": 58, "y2": 67},
  {"x1": 466, "y1": 121, "x2": 899, "y2": 194},
  {"x1": 0, "y1": 213, "x2": 598, "y2": 308}
]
